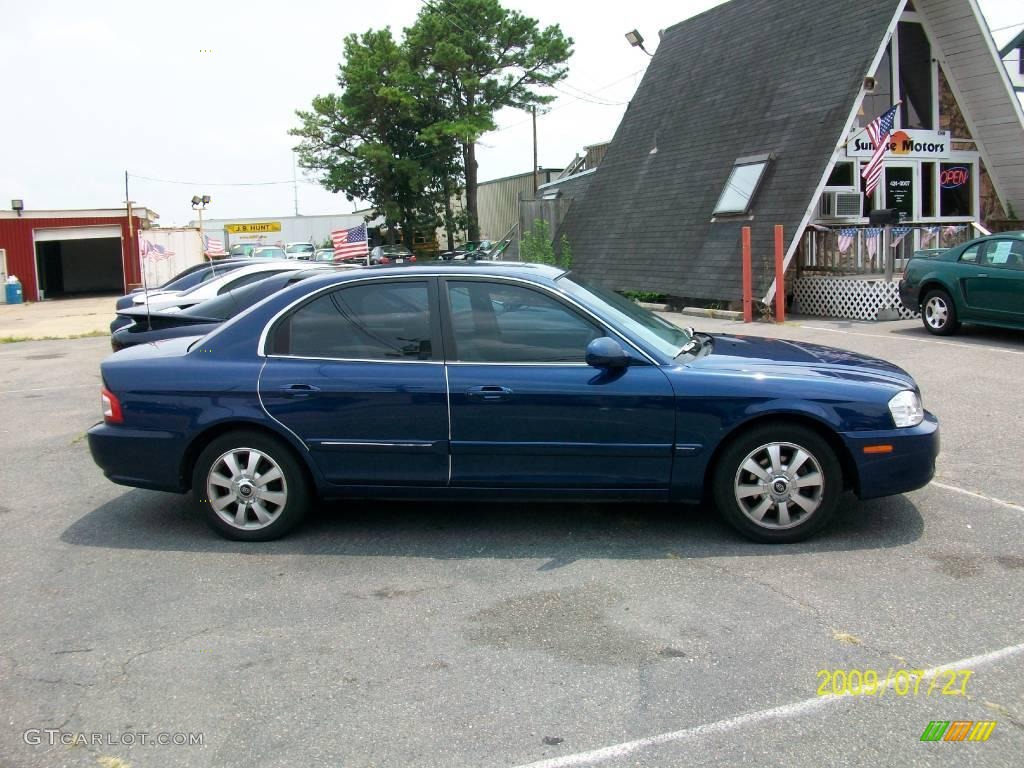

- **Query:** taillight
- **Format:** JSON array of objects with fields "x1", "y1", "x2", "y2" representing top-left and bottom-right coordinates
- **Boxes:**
[
  {"x1": 101, "y1": 387, "x2": 124, "y2": 424},
  {"x1": 410, "y1": 255, "x2": 417, "y2": 262},
  {"x1": 381, "y1": 257, "x2": 392, "y2": 264}
]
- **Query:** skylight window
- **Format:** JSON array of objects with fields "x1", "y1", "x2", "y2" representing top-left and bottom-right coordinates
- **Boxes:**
[{"x1": 713, "y1": 154, "x2": 772, "y2": 215}]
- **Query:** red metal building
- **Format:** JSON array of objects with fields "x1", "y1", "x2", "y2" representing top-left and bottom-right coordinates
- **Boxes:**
[{"x1": 0, "y1": 207, "x2": 157, "y2": 302}]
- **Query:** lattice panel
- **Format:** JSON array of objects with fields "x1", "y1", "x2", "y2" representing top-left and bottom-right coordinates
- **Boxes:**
[{"x1": 792, "y1": 276, "x2": 919, "y2": 321}]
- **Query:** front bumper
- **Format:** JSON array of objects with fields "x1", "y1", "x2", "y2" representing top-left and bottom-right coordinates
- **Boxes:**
[
  {"x1": 87, "y1": 422, "x2": 188, "y2": 493},
  {"x1": 841, "y1": 411, "x2": 939, "y2": 499}
]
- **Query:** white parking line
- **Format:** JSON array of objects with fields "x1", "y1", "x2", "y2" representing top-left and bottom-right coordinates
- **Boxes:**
[
  {"x1": 510, "y1": 642, "x2": 1024, "y2": 768},
  {"x1": 0, "y1": 383, "x2": 96, "y2": 396},
  {"x1": 796, "y1": 324, "x2": 1024, "y2": 356},
  {"x1": 931, "y1": 481, "x2": 1024, "y2": 513}
]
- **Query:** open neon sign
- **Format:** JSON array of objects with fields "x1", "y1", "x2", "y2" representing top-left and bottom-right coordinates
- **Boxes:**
[{"x1": 940, "y1": 167, "x2": 969, "y2": 189}]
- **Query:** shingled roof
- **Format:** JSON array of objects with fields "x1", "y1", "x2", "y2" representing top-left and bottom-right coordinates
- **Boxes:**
[{"x1": 560, "y1": 0, "x2": 901, "y2": 302}]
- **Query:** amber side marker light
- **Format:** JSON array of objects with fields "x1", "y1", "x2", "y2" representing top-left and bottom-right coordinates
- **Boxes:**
[{"x1": 863, "y1": 445, "x2": 894, "y2": 454}]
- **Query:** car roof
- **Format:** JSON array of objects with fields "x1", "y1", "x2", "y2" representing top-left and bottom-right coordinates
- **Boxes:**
[{"x1": 288, "y1": 261, "x2": 566, "y2": 292}]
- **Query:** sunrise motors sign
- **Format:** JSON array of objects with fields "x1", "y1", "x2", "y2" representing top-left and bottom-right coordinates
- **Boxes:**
[{"x1": 846, "y1": 128, "x2": 951, "y2": 159}]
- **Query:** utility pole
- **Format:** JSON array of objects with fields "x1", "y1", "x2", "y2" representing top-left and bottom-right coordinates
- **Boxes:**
[
  {"x1": 532, "y1": 106, "x2": 538, "y2": 193},
  {"x1": 124, "y1": 170, "x2": 142, "y2": 296},
  {"x1": 293, "y1": 152, "x2": 300, "y2": 216}
]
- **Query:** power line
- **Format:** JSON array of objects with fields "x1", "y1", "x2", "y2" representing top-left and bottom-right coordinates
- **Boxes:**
[{"x1": 128, "y1": 172, "x2": 322, "y2": 187}]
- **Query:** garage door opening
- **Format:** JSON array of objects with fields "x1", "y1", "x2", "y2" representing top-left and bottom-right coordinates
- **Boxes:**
[{"x1": 34, "y1": 227, "x2": 124, "y2": 299}]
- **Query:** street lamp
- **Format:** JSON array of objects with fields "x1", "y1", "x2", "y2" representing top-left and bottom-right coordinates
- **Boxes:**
[
  {"x1": 625, "y1": 29, "x2": 653, "y2": 57},
  {"x1": 191, "y1": 195, "x2": 211, "y2": 258}
]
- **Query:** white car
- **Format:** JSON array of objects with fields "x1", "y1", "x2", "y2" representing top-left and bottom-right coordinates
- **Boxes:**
[
  {"x1": 130, "y1": 261, "x2": 317, "y2": 314},
  {"x1": 284, "y1": 242, "x2": 316, "y2": 260}
]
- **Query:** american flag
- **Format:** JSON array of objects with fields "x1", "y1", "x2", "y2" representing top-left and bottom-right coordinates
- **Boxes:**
[
  {"x1": 139, "y1": 239, "x2": 175, "y2": 260},
  {"x1": 920, "y1": 226, "x2": 940, "y2": 247},
  {"x1": 860, "y1": 104, "x2": 900, "y2": 197},
  {"x1": 890, "y1": 226, "x2": 911, "y2": 248},
  {"x1": 203, "y1": 234, "x2": 226, "y2": 257},
  {"x1": 837, "y1": 228, "x2": 858, "y2": 254},
  {"x1": 332, "y1": 223, "x2": 369, "y2": 261},
  {"x1": 864, "y1": 228, "x2": 882, "y2": 259}
]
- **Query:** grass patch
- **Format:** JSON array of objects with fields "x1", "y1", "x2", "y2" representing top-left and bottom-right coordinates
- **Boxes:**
[{"x1": 0, "y1": 330, "x2": 109, "y2": 343}]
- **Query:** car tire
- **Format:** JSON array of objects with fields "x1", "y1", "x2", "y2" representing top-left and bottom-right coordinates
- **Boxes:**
[
  {"x1": 712, "y1": 423, "x2": 842, "y2": 544},
  {"x1": 193, "y1": 430, "x2": 310, "y2": 541},
  {"x1": 921, "y1": 288, "x2": 960, "y2": 336}
]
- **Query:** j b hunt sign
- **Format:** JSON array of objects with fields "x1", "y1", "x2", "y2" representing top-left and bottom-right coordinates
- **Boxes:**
[{"x1": 846, "y1": 128, "x2": 951, "y2": 159}]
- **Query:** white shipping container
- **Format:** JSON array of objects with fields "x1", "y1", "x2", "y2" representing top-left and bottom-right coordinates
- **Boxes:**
[{"x1": 137, "y1": 228, "x2": 205, "y2": 287}]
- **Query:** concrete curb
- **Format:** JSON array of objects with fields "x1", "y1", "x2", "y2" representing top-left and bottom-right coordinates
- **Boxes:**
[{"x1": 678, "y1": 306, "x2": 744, "y2": 321}]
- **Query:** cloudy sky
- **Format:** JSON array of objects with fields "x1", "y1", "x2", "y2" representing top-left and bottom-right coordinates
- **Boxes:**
[{"x1": 1, "y1": 0, "x2": 1020, "y2": 225}]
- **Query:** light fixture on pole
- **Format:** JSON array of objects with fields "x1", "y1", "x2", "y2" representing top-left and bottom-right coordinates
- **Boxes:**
[
  {"x1": 625, "y1": 29, "x2": 652, "y2": 57},
  {"x1": 11, "y1": 199, "x2": 24, "y2": 217},
  {"x1": 192, "y1": 195, "x2": 211, "y2": 259}
]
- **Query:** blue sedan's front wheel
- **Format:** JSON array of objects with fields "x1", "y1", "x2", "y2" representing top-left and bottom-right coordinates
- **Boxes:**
[
  {"x1": 713, "y1": 423, "x2": 841, "y2": 543},
  {"x1": 194, "y1": 430, "x2": 310, "y2": 541}
]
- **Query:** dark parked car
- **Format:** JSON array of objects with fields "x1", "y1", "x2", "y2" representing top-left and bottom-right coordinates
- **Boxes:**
[
  {"x1": 367, "y1": 245, "x2": 416, "y2": 265},
  {"x1": 89, "y1": 264, "x2": 938, "y2": 543},
  {"x1": 110, "y1": 269, "x2": 331, "y2": 352},
  {"x1": 440, "y1": 240, "x2": 493, "y2": 261},
  {"x1": 899, "y1": 232, "x2": 1024, "y2": 335},
  {"x1": 112, "y1": 259, "x2": 251, "y2": 331}
]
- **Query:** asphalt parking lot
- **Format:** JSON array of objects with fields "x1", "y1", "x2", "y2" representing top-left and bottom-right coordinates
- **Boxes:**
[{"x1": 1, "y1": 316, "x2": 1022, "y2": 768}]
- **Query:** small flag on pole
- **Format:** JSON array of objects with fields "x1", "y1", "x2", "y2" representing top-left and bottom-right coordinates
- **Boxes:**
[
  {"x1": 332, "y1": 223, "x2": 369, "y2": 261},
  {"x1": 203, "y1": 234, "x2": 226, "y2": 257},
  {"x1": 861, "y1": 104, "x2": 900, "y2": 197}
]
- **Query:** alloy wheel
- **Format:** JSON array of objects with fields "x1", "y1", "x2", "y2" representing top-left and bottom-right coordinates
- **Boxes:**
[
  {"x1": 206, "y1": 447, "x2": 288, "y2": 530},
  {"x1": 733, "y1": 441, "x2": 825, "y2": 530},
  {"x1": 924, "y1": 295, "x2": 949, "y2": 330}
]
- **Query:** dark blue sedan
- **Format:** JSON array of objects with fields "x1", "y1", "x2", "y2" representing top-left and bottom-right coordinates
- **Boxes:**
[{"x1": 88, "y1": 264, "x2": 939, "y2": 543}]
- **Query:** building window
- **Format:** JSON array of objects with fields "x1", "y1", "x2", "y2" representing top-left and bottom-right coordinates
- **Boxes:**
[
  {"x1": 713, "y1": 155, "x2": 772, "y2": 215},
  {"x1": 825, "y1": 162, "x2": 855, "y2": 189},
  {"x1": 939, "y1": 164, "x2": 972, "y2": 218},
  {"x1": 921, "y1": 162, "x2": 935, "y2": 217},
  {"x1": 899, "y1": 22, "x2": 933, "y2": 129}
]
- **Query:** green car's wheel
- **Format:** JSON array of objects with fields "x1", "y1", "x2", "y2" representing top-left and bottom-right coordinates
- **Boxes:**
[{"x1": 921, "y1": 288, "x2": 960, "y2": 336}]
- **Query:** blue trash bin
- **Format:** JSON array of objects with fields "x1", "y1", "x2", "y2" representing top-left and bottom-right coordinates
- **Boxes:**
[{"x1": 5, "y1": 280, "x2": 23, "y2": 304}]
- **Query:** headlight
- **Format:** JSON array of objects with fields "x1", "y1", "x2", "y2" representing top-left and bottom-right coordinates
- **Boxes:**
[{"x1": 888, "y1": 390, "x2": 923, "y2": 428}]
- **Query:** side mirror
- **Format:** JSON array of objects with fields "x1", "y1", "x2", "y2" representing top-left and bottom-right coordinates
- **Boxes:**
[{"x1": 586, "y1": 337, "x2": 631, "y2": 369}]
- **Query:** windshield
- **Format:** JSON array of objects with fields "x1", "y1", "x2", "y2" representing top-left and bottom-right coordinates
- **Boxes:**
[
  {"x1": 557, "y1": 274, "x2": 692, "y2": 359},
  {"x1": 255, "y1": 248, "x2": 284, "y2": 258},
  {"x1": 381, "y1": 245, "x2": 411, "y2": 255},
  {"x1": 286, "y1": 244, "x2": 315, "y2": 253}
]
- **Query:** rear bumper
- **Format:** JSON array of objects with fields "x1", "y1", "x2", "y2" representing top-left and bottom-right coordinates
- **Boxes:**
[
  {"x1": 87, "y1": 423, "x2": 188, "y2": 493},
  {"x1": 841, "y1": 412, "x2": 939, "y2": 499},
  {"x1": 897, "y1": 280, "x2": 918, "y2": 313}
]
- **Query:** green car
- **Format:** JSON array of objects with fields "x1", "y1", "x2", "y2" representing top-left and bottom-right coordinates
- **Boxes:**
[{"x1": 899, "y1": 232, "x2": 1024, "y2": 335}]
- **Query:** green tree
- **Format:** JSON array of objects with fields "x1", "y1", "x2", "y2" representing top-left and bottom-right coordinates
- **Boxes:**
[
  {"x1": 407, "y1": 0, "x2": 573, "y2": 241},
  {"x1": 290, "y1": 28, "x2": 442, "y2": 245}
]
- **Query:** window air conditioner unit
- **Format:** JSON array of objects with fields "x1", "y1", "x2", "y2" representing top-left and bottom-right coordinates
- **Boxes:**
[{"x1": 819, "y1": 191, "x2": 862, "y2": 219}]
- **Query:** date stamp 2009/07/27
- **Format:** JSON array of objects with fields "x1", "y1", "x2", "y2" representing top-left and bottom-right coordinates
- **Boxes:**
[{"x1": 817, "y1": 668, "x2": 972, "y2": 697}]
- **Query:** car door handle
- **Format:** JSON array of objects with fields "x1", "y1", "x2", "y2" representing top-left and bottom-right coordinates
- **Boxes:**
[
  {"x1": 976, "y1": 273, "x2": 988, "y2": 278},
  {"x1": 279, "y1": 384, "x2": 321, "y2": 398},
  {"x1": 466, "y1": 385, "x2": 513, "y2": 401}
]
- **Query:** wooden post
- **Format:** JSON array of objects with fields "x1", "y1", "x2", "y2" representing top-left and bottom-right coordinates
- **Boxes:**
[
  {"x1": 774, "y1": 224, "x2": 785, "y2": 323},
  {"x1": 742, "y1": 226, "x2": 753, "y2": 323}
]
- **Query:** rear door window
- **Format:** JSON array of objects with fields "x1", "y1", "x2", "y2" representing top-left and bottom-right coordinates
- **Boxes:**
[{"x1": 270, "y1": 280, "x2": 433, "y2": 360}]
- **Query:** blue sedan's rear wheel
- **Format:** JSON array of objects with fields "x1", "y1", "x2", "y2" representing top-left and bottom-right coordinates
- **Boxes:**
[
  {"x1": 194, "y1": 430, "x2": 309, "y2": 541},
  {"x1": 712, "y1": 424, "x2": 841, "y2": 543},
  {"x1": 921, "y1": 289, "x2": 960, "y2": 336}
]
